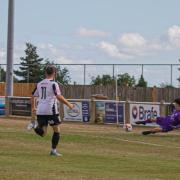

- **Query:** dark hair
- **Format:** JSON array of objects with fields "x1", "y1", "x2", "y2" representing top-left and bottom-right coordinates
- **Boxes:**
[
  {"x1": 45, "y1": 65, "x2": 56, "y2": 75},
  {"x1": 174, "y1": 98, "x2": 180, "y2": 106}
]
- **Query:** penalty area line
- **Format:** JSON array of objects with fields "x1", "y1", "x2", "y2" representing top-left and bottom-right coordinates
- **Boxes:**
[{"x1": 111, "y1": 137, "x2": 180, "y2": 149}]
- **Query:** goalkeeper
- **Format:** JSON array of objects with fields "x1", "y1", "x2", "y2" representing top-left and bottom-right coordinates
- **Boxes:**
[{"x1": 135, "y1": 98, "x2": 180, "y2": 135}]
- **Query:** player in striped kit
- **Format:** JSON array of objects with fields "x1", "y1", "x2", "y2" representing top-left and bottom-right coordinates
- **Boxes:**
[{"x1": 27, "y1": 65, "x2": 74, "y2": 156}]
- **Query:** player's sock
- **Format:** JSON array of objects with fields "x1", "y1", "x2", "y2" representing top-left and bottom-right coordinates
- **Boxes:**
[
  {"x1": 52, "y1": 132, "x2": 60, "y2": 149},
  {"x1": 34, "y1": 127, "x2": 44, "y2": 137}
]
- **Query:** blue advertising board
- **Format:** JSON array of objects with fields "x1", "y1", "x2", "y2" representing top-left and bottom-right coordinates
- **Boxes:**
[
  {"x1": 82, "y1": 101, "x2": 90, "y2": 122},
  {"x1": 0, "y1": 96, "x2": 5, "y2": 115},
  {"x1": 105, "y1": 102, "x2": 124, "y2": 124}
]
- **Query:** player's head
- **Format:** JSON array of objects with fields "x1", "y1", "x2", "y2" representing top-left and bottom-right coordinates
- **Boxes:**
[
  {"x1": 45, "y1": 65, "x2": 56, "y2": 79},
  {"x1": 174, "y1": 98, "x2": 180, "y2": 110}
]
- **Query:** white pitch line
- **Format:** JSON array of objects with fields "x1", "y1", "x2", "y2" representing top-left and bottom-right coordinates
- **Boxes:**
[
  {"x1": 110, "y1": 137, "x2": 180, "y2": 149},
  {"x1": 65, "y1": 133, "x2": 180, "y2": 149}
]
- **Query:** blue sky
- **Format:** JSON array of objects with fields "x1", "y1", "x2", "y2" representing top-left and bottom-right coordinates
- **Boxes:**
[{"x1": 0, "y1": 0, "x2": 180, "y2": 86}]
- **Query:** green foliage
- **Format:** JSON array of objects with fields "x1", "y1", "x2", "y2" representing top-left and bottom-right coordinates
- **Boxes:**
[
  {"x1": 0, "y1": 66, "x2": 18, "y2": 82},
  {"x1": 91, "y1": 73, "x2": 136, "y2": 87},
  {"x1": 0, "y1": 67, "x2": 6, "y2": 82},
  {"x1": 136, "y1": 75, "x2": 147, "y2": 87},
  {"x1": 117, "y1": 73, "x2": 136, "y2": 87},
  {"x1": 91, "y1": 75, "x2": 114, "y2": 85},
  {"x1": 160, "y1": 83, "x2": 174, "y2": 88},
  {"x1": 14, "y1": 43, "x2": 44, "y2": 83},
  {"x1": 178, "y1": 67, "x2": 180, "y2": 83}
]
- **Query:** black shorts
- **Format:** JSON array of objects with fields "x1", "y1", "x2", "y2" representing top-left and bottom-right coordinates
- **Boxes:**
[{"x1": 37, "y1": 114, "x2": 61, "y2": 127}]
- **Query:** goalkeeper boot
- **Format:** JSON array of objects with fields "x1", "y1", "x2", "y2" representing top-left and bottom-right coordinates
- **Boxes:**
[
  {"x1": 135, "y1": 121, "x2": 146, "y2": 125},
  {"x1": 142, "y1": 130, "x2": 156, "y2": 135}
]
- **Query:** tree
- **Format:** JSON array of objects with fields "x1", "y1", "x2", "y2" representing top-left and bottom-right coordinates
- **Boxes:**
[
  {"x1": 136, "y1": 75, "x2": 147, "y2": 87},
  {"x1": 56, "y1": 66, "x2": 71, "y2": 85},
  {"x1": 44, "y1": 59, "x2": 71, "y2": 85},
  {"x1": 91, "y1": 75, "x2": 114, "y2": 85},
  {"x1": 91, "y1": 73, "x2": 136, "y2": 87},
  {"x1": 177, "y1": 59, "x2": 180, "y2": 84},
  {"x1": 160, "y1": 83, "x2": 174, "y2": 88},
  {"x1": 0, "y1": 66, "x2": 18, "y2": 82},
  {"x1": 14, "y1": 43, "x2": 44, "y2": 83},
  {"x1": 117, "y1": 73, "x2": 136, "y2": 87},
  {"x1": 0, "y1": 67, "x2": 6, "y2": 82},
  {"x1": 177, "y1": 68, "x2": 180, "y2": 83}
]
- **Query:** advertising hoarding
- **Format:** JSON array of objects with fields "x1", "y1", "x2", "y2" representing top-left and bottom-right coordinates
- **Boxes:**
[
  {"x1": 130, "y1": 103, "x2": 160, "y2": 125},
  {"x1": 64, "y1": 101, "x2": 90, "y2": 122}
]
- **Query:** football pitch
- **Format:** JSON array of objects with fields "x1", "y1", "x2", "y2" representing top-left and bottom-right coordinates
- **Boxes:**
[{"x1": 0, "y1": 119, "x2": 180, "y2": 180}]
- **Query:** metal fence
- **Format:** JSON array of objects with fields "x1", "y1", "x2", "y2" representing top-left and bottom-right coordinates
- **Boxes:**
[{"x1": 0, "y1": 64, "x2": 180, "y2": 87}]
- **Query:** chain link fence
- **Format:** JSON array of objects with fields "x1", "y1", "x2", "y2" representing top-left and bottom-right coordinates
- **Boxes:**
[{"x1": 0, "y1": 64, "x2": 180, "y2": 87}]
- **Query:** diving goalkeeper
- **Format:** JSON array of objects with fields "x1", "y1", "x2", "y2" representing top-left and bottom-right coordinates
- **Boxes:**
[{"x1": 135, "y1": 98, "x2": 180, "y2": 135}]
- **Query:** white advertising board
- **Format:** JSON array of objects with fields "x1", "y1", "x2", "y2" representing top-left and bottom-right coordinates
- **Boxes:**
[
  {"x1": 130, "y1": 103, "x2": 160, "y2": 126},
  {"x1": 63, "y1": 101, "x2": 90, "y2": 122}
]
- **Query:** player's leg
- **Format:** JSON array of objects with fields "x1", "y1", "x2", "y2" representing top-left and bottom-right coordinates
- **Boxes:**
[
  {"x1": 135, "y1": 118, "x2": 157, "y2": 125},
  {"x1": 49, "y1": 115, "x2": 62, "y2": 156},
  {"x1": 31, "y1": 115, "x2": 48, "y2": 137},
  {"x1": 34, "y1": 116, "x2": 48, "y2": 137},
  {"x1": 142, "y1": 127, "x2": 163, "y2": 135},
  {"x1": 34, "y1": 125, "x2": 47, "y2": 137},
  {"x1": 50, "y1": 125, "x2": 62, "y2": 156}
]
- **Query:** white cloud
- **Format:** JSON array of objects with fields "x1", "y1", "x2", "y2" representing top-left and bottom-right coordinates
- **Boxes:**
[
  {"x1": 4, "y1": 42, "x2": 96, "y2": 65},
  {"x1": 99, "y1": 41, "x2": 133, "y2": 59},
  {"x1": 76, "y1": 27, "x2": 109, "y2": 38},
  {"x1": 115, "y1": 31, "x2": 173, "y2": 57},
  {"x1": 38, "y1": 43, "x2": 95, "y2": 64},
  {"x1": 168, "y1": 25, "x2": 180, "y2": 47},
  {"x1": 119, "y1": 33, "x2": 146, "y2": 47},
  {"x1": 0, "y1": 48, "x2": 6, "y2": 63},
  {"x1": 2, "y1": 25, "x2": 180, "y2": 65},
  {"x1": 0, "y1": 45, "x2": 25, "y2": 64},
  {"x1": 98, "y1": 30, "x2": 173, "y2": 59}
]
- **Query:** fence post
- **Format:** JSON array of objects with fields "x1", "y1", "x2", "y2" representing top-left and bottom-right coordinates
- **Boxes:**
[
  {"x1": 5, "y1": 96, "x2": 10, "y2": 117},
  {"x1": 152, "y1": 86, "x2": 158, "y2": 102},
  {"x1": 125, "y1": 100, "x2": 130, "y2": 124},
  {"x1": 160, "y1": 100, "x2": 166, "y2": 117},
  {"x1": 90, "y1": 97, "x2": 95, "y2": 123}
]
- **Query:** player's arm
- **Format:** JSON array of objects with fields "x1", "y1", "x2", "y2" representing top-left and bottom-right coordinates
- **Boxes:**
[
  {"x1": 53, "y1": 83, "x2": 74, "y2": 109},
  {"x1": 171, "y1": 115, "x2": 180, "y2": 127},
  {"x1": 56, "y1": 95, "x2": 74, "y2": 109}
]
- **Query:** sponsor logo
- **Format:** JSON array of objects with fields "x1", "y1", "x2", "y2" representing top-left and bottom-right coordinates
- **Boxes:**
[
  {"x1": 132, "y1": 105, "x2": 158, "y2": 120},
  {"x1": 132, "y1": 106, "x2": 138, "y2": 119},
  {"x1": 67, "y1": 103, "x2": 80, "y2": 117}
]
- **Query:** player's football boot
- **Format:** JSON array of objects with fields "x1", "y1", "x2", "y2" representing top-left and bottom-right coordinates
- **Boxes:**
[
  {"x1": 27, "y1": 121, "x2": 37, "y2": 130},
  {"x1": 50, "y1": 150, "x2": 62, "y2": 157}
]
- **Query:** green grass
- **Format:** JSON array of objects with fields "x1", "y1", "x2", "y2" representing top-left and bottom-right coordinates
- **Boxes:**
[{"x1": 0, "y1": 119, "x2": 180, "y2": 180}]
